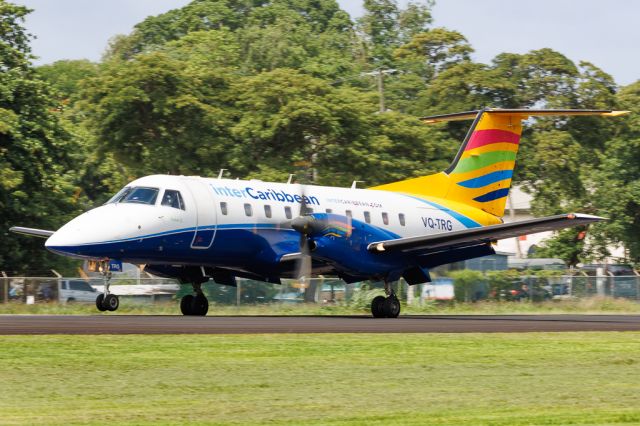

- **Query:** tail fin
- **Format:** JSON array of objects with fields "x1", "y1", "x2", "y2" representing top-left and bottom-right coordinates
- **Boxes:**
[{"x1": 371, "y1": 108, "x2": 628, "y2": 217}]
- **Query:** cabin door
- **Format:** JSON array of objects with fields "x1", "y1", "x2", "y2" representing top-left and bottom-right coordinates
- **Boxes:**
[{"x1": 188, "y1": 179, "x2": 217, "y2": 249}]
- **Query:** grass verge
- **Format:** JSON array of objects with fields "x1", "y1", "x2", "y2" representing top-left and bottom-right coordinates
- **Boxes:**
[{"x1": 0, "y1": 333, "x2": 639, "y2": 425}]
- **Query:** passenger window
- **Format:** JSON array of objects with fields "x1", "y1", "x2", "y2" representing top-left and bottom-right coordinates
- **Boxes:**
[
  {"x1": 264, "y1": 205, "x2": 272, "y2": 218},
  {"x1": 285, "y1": 206, "x2": 292, "y2": 219},
  {"x1": 302, "y1": 207, "x2": 313, "y2": 214},
  {"x1": 345, "y1": 210, "x2": 352, "y2": 218},
  {"x1": 399, "y1": 213, "x2": 406, "y2": 226},
  {"x1": 364, "y1": 211, "x2": 371, "y2": 223},
  {"x1": 382, "y1": 212, "x2": 389, "y2": 225},
  {"x1": 121, "y1": 187, "x2": 159, "y2": 205},
  {"x1": 244, "y1": 203, "x2": 253, "y2": 217},
  {"x1": 220, "y1": 202, "x2": 228, "y2": 215},
  {"x1": 326, "y1": 208, "x2": 333, "y2": 214},
  {"x1": 161, "y1": 189, "x2": 185, "y2": 210}
]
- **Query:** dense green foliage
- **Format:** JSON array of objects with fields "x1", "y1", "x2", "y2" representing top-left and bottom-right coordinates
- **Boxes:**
[
  {"x1": 0, "y1": 2, "x2": 86, "y2": 275},
  {"x1": 1, "y1": 0, "x2": 640, "y2": 273}
]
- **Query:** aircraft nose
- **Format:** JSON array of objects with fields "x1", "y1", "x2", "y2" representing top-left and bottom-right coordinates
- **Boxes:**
[
  {"x1": 44, "y1": 205, "x2": 129, "y2": 258},
  {"x1": 44, "y1": 231, "x2": 63, "y2": 249},
  {"x1": 44, "y1": 214, "x2": 95, "y2": 257}
]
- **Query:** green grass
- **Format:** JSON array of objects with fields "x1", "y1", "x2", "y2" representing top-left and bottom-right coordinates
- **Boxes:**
[
  {"x1": 0, "y1": 333, "x2": 639, "y2": 425},
  {"x1": 1, "y1": 296, "x2": 640, "y2": 315}
]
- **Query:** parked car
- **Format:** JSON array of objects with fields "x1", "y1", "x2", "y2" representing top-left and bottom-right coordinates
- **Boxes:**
[
  {"x1": 38, "y1": 279, "x2": 99, "y2": 304},
  {"x1": 504, "y1": 282, "x2": 552, "y2": 302},
  {"x1": 577, "y1": 264, "x2": 637, "y2": 276}
]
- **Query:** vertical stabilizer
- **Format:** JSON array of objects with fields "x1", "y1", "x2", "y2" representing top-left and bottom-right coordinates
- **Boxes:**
[
  {"x1": 371, "y1": 109, "x2": 628, "y2": 218},
  {"x1": 443, "y1": 110, "x2": 522, "y2": 216}
]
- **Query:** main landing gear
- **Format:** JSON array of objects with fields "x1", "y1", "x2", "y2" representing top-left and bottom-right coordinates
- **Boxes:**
[
  {"x1": 96, "y1": 261, "x2": 119, "y2": 312},
  {"x1": 371, "y1": 281, "x2": 401, "y2": 318},
  {"x1": 180, "y1": 282, "x2": 209, "y2": 316}
]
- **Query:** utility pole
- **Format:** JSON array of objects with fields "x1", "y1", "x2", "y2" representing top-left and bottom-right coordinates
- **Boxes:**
[
  {"x1": 361, "y1": 68, "x2": 397, "y2": 113},
  {"x1": 377, "y1": 68, "x2": 385, "y2": 113}
]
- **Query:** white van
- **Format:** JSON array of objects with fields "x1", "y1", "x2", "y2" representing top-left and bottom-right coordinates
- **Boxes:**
[{"x1": 38, "y1": 279, "x2": 100, "y2": 304}]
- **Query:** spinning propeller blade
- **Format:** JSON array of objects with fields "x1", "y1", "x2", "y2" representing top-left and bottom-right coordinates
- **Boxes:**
[{"x1": 292, "y1": 183, "x2": 314, "y2": 284}]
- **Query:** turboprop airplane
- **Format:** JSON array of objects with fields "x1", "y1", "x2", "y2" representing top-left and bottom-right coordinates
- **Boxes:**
[{"x1": 10, "y1": 108, "x2": 628, "y2": 317}]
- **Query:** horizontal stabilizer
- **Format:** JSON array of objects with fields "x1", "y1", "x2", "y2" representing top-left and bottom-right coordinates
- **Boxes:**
[
  {"x1": 420, "y1": 108, "x2": 629, "y2": 123},
  {"x1": 368, "y1": 213, "x2": 604, "y2": 254},
  {"x1": 9, "y1": 226, "x2": 55, "y2": 238}
]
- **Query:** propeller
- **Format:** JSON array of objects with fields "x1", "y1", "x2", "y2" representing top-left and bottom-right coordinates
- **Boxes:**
[{"x1": 293, "y1": 183, "x2": 313, "y2": 284}]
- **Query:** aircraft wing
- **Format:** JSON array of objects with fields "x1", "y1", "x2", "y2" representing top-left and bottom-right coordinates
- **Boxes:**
[
  {"x1": 367, "y1": 213, "x2": 604, "y2": 254},
  {"x1": 9, "y1": 226, "x2": 55, "y2": 238}
]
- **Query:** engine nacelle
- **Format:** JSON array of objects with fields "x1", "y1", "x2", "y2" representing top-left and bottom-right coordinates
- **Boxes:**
[{"x1": 304, "y1": 213, "x2": 412, "y2": 281}]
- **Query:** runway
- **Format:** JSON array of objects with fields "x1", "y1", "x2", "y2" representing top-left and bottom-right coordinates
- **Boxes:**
[{"x1": 0, "y1": 314, "x2": 640, "y2": 334}]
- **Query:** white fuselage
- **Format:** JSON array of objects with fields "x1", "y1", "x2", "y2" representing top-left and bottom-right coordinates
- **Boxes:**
[
  {"x1": 46, "y1": 175, "x2": 488, "y2": 248},
  {"x1": 43, "y1": 174, "x2": 498, "y2": 280}
]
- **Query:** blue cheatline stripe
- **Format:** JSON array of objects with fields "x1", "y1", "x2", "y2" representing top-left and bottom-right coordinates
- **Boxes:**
[
  {"x1": 403, "y1": 195, "x2": 481, "y2": 229},
  {"x1": 73, "y1": 226, "x2": 197, "y2": 245},
  {"x1": 473, "y1": 188, "x2": 510, "y2": 203},
  {"x1": 457, "y1": 170, "x2": 513, "y2": 189},
  {"x1": 70, "y1": 223, "x2": 291, "y2": 246}
]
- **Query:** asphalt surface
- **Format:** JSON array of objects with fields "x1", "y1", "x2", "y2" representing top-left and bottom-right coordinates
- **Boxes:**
[{"x1": 0, "y1": 314, "x2": 639, "y2": 334}]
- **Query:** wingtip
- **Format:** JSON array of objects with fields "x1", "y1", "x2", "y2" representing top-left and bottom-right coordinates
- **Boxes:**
[
  {"x1": 568, "y1": 213, "x2": 608, "y2": 221},
  {"x1": 9, "y1": 226, "x2": 55, "y2": 238},
  {"x1": 603, "y1": 110, "x2": 631, "y2": 117}
]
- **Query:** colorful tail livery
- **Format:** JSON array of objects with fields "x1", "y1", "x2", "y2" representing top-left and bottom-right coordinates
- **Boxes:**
[{"x1": 372, "y1": 109, "x2": 629, "y2": 217}]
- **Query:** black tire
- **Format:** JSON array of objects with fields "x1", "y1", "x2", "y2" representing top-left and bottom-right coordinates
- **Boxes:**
[
  {"x1": 371, "y1": 295, "x2": 386, "y2": 318},
  {"x1": 96, "y1": 294, "x2": 107, "y2": 312},
  {"x1": 104, "y1": 294, "x2": 119, "y2": 312},
  {"x1": 382, "y1": 296, "x2": 401, "y2": 318},
  {"x1": 191, "y1": 294, "x2": 209, "y2": 316},
  {"x1": 180, "y1": 295, "x2": 194, "y2": 316}
]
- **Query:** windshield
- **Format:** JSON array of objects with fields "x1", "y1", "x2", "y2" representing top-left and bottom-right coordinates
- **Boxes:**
[
  {"x1": 120, "y1": 187, "x2": 159, "y2": 205},
  {"x1": 105, "y1": 187, "x2": 131, "y2": 204}
]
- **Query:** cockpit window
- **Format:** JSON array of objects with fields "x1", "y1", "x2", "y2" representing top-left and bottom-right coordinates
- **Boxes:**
[
  {"x1": 105, "y1": 187, "x2": 131, "y2": 204},
  {"x1": 161, "y1": 189, "x2": 185, "y2": 210},
  {"x1": 120, "y1": 187, "x2": 159, "y2": 205}
]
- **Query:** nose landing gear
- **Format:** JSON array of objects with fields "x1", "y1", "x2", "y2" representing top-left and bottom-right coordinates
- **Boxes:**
[
  {"x1": 95, "y1": 260, "x2": 119, "y2": 312},
  {"x1": 180, "y1": 283, "x2": 209, "y2": 316},
  {"x1": 371, "y1": 281, "x2": 401, "y2": 318}
]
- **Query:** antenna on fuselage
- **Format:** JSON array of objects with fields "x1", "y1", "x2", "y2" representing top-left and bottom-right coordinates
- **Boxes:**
[
  {"x1": 287, "y1": 174, "x2": 295, "y2": 184},
  {"x1": 351, "y1": 180, "x2": 365, "y2": 189},
  {"x1": 217, "y1": 169, "x2": 227, "y2": 179}
]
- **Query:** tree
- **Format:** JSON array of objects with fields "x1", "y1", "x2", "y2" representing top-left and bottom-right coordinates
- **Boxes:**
[
  {"x1": 231, "y1": 68, "x2": 455, "y2": 186},
  {"x1": 358, "y1": 0, "x2": 401, "y2": 66},
  {"x1": 80, "y1": 50, "x2": 236, "y2": 178},
  {"x1": 394, "y1": 28, "x2": 472, "y2": 81},
  {"x1": 0, "y1": 1, "x2": 84, "y2": 275},
  {"x1": 388, "y1": 27, "x2": 473, "y2": 113},
  {"x1": 591, "y1": 81, "x2": 640, "y2": 262},
  {"x1": 231, "y1": 68, "x2": 365, "y2": 184},
  {"x1": 397, "y1": 1, "x2": 433, "y2": 43},
  {"x1": 36, "y1": 60, "x2": 98, "y2": 102}
]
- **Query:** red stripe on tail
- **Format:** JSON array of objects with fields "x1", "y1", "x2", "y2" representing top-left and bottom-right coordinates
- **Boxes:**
[{"x1": 465, "y1": 129, "x2": 520, "y2": 151}]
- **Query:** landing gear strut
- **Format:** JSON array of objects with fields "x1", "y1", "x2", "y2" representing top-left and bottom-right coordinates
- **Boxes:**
[
  {"x1": 180, "y1": 282, "x2": 209, "y2": 316},
  {"x1": 371, "y1": 281, "x2": 400, "y2": 318},
  {"x1": 96, "y1": 261, "x2": 119, "y2": 312}
]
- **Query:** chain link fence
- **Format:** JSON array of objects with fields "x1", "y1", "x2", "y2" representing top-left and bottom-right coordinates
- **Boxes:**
[
  {"x1": 1, "y1": 275, "x2": 639, "y2": 306},
  {"x1": 0, "y1": 276, "x2": 352, "y2": 306}
]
